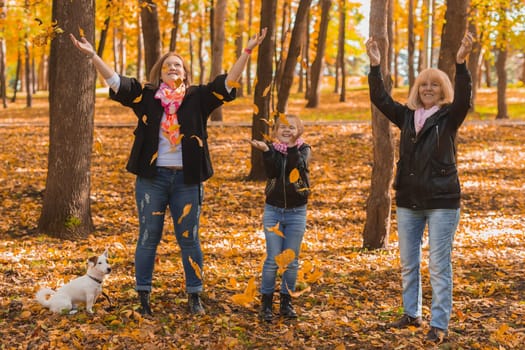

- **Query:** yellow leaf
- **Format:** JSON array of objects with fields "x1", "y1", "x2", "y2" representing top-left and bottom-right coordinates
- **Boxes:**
[
  {"x1": 287, "y1": 285, "x2": 311, "y2": 298},
  {"x1": 267, "y1": 222, "x2": 285, "y2": 238},
  {"x1": 212, "y1": 91, "x2": 224, "y2": 100},
  {"x1": 188, "y1": 256, "x2": 202, "y2": 280},
  {"x1": 261, "y1": 132, "x2": 273, "y2": 143},
  {"x1": 231, "y1": 277, "x2": 256, "y2": 307},
  {"x1": 253, "y1": 104, "x2": 259, "y2": 115},
  {"x1": 141, "y1": 115, "x2": 148, "y2": 125},
  {"x1": 191, "y1": 135, "x2": 203, "y2": 147},
  {"x1": 289, "y1": 168, "x2": 300, "y2": 183},
  {"x1": 275, "y1": 249, "x2": 296, "y2": 274},
  {"x1": 262, "y1": 85, "x2": 271, "y2": 97},
  {"x1": 227, "y1": 80, "x2": 241, "y2": 89},
  {"x1": 182, "y1": 230, "x2": 189, "y2": 238},
  {"x1": 178, "y1": 204, "x2": 192, "y2": 224},
  {"x1": 253, "y1": 76, "x2": 258, "y2": 87},
  {"x1": 278, "y1": 114, "x2": 289, "y2": 125},
  {"x1": 305, "y1": 268, "x2": 323, "y2": 283},
  {"x1": 260, "y1": 118, "x2": 274, "y2": 127},
  {"x1": 20, "y1": 310, "x2": 32, "y2": 319},
  {"x1": 150, "y1": 152, "x2": 158, "y2": 165},
  {"x1": 133, "y1": 95, "x2": 143, "y2": 103},
  {"x1": 78, "y1": 26, "x2": 85, "y2": 38},
  {"x1": 226, "y1": 277, "x2": 239, "y2": 290}
]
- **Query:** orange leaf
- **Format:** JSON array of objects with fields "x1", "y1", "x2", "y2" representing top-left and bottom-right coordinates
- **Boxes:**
[
  {"x1": 150, "y1": 152, "x2": 158, "y2": 165},
  {"x1": 182, "y1": 230, "x2": 189, "y2": 238},
  {"x1": 212, "y1": 91, "x2": 224, "y2": 100},
  {"x1": 231, "y1": 277, "x2": 256, "y2": 307},
  {"x1": 289, "y1": 168, "x2": 300, "y2": 183},
  {"x1": 188, "y1": 256, "x2": 202, "y2": 280},
  {"x1": 275, "y1": 249, "x2": 296, "y2": 274},
  {"x1": 253, "y1": 104, "x2": 259, "y2": 115},
  {"x1": 227, "y1": 80, "x2": 241, "y2": 89},
  {"x1": 262, "y1": 85, "x2": 271, "y2": 97},
  {"x1": 133, "y1": 94, "x2": 143, "y2": 103},
  {"x1": 178, "y1": 204, "x2": 192, "y2": 224},
  {"x1": 78, "y1": 26, "x2": 85, "y2": 38},
  {"x1": 141, "y1": 115, "x2": 148, "y2": 125},
  {"x1": 261, "y1": 132, "x2": 273, "y2": 143},
  {"x1": 191, "y1": 135, "x2": 203, "y2": 147},
  {"x1": 266, "y1": 222, "x2": 285, "y2": 238}
]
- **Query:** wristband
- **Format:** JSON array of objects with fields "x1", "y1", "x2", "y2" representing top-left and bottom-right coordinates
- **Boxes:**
[{"x1": 244, "y1": 48, "x2": 252, "y2": 55}]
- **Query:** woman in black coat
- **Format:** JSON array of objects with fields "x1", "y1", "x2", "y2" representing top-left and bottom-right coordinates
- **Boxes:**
[
  {"x1": 70, "y1": 28, "x2": 266, "y2": 316},
  {"x1": 366, "y1": 32, "x2": 473, "y2": 343}
]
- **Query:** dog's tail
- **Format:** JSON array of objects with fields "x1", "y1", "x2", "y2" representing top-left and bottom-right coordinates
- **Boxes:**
[{"x1": 35, "y1": 288, "x2": 55, "y2": 308}]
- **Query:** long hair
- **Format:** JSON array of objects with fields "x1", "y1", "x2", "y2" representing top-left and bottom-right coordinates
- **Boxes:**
[
  {"x1": 147, "y1": 52, "x2": 192, "y2": 89},
  {"x1": 407, "y1": 68, "x2": 453, "y2": 110}
]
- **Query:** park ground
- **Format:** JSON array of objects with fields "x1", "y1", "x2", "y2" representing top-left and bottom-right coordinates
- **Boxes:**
[{"x1": 0, "y1": 87, "x2": 524, "y2": 349}]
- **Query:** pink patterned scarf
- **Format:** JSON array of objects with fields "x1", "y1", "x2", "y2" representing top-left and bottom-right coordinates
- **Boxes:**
[
  {"x1": 273, "y1": 138, "x2": 304, "y2": 155},
  {"x1": 155, "y1": 82, "x2": 186, "y2": 146},
  {"x1": 414, "y1": 106, "x2": 439, "y2": 134}
]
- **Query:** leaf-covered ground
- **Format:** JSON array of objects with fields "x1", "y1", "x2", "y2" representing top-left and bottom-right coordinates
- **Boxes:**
[{"x1": 0, "y1": 96, "x2": 524, "y2": 349}]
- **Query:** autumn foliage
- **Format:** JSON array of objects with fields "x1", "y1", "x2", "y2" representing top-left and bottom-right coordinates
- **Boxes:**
[{"x1": 0, "y1": 95, "x2": 524, "y2": 349}]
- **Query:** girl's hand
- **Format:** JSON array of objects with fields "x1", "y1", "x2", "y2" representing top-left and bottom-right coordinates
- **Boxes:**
[
  {"x1": 246, "y1": 27, "x2": 267, "y2": 51},
  {"x1": 456, "y1": 32, "x2": 474, "y2": 64},
  {"x1": 248, "y1": 139, "x2": 270, "y2": 152},
  {"x1": 365, "y1": 37, "x2": 381, "y2": 66},
  {"x1": 69, "y1": 33, "x2": 95, "y2": 58}
]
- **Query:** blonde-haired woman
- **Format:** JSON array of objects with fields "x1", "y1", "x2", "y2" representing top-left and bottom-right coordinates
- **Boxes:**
[{"x1": 366, "y1": 32, "x2": 473, "y2": 343}]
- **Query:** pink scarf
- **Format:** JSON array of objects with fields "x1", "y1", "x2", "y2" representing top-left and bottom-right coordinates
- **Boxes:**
[
  {"x1": 414, "y1": 106, "x2": 439, "y2": 134},
  {"x1": 155, "y1": 82, "x2": 186, "y2": 146},
  {"x1": 273, "y1": 138, "x2": 304, "y2": 155}
]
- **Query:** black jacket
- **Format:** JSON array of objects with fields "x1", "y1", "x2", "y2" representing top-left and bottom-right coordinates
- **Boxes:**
[
  {"x1": 368, "y1": 63, "x2": 471, "y2": 209},
  {"x1": 110, "y1": 74, "x2": 235, "y2": 184},
  {"x1": 263, "y1": 143, "x2": 311, "y2": 208}
]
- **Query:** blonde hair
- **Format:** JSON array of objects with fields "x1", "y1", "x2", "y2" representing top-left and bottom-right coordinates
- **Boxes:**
[
  {"x1": 273, "y1": 114, "x2": 305, "y2": 138},
  {"x1": 147, "y1": 52, "x2": 192, "y2": 89},
  {"x1": 407, "y1": 68, "x2": 453, "y2": 110}
]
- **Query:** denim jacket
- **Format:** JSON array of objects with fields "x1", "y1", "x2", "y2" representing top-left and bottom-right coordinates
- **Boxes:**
[{"x1": 263, "y1": 143, "x2": 311, "y2": 208}]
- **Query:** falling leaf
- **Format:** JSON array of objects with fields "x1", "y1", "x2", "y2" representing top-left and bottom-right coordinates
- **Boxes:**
[
  {"x1": 231, "y1": 277, "x2": 256, "y2": 307},
  {"x1": 178, "y1": 204, "x2": 192, "y2": 224},
  {"x1": 141, "y1": 115, "x2": 148, "y2": 125},
  {"x1": 78, "y1": 27, "x2": 85, "y2": 38},
  {"x1": 253, "y1": 104, "x2": 259, "y2": 115},
  {"x1": 261, "y1": 132, "x2": 272, "y2": 143},
  {"x1": 266, "y1": 222, "x2": 285, "y2": 238},
  {"x1": 150, "y1": 152, "x2": 158, "y2": 165},
  {"x1": 253, "y1": 76, "x2": 258, "y2": 87},
  {"x1": 212, "y1": 91, "x2": 224, "y2": 100},
  {"x1": 191, "y1": 135, "x2": 203, "y2": 147},
  {"x1": 260, "y1": 118, "x2": 274, "y2": 127},
  {"x1": 262, "y1": 85, "x2": 271, "y2": 97},
  {"x1": 275, "y1": 249, "x2": 296, "y2": 274},
  {"x1": 133, "y1": 95, "x2": 143, "y2": 103},
  {"x1": 188, "y1": 256, "x2": 202, "y2": 280},
  {"x1": 305, "y1": 268, "x2": 323, "y2": 283},
  {"x1": 227, "y1": 80, "x2": 241, "y2": 89},
  {"x1": 182, "y1": 230, "x2": 189, "y2": 238},
  {"x1": 289, "y1": 168, "x2": 300, "y2": 183},
  {"x1": 226, "y1": 277, "x2": 239, "y2": 290},
  {"x1": 286, "y1": 285, "x2": 311, "y2": 298}
]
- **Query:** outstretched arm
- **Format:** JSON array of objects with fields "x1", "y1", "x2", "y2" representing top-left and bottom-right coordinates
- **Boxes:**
[
  {"x1": 225, "y1": 28, "x2": 267, "y2": 83},
  {"x1": 69, "y1": 34, "x2": 116, "y2": 80}
]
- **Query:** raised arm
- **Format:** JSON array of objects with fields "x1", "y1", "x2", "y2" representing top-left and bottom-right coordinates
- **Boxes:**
[
  {"x1": 456, "y1": 32, "x2": 474, "y2": 64},
  {"x1": 69, "y1": 34, "x2": 116, "y2": 80},
  {"x1": 225, "y1": 28, "x2": 267, "y2": 83},
  {"x1": 365, "y1": 37, "x2": 381, "y2": 66}
]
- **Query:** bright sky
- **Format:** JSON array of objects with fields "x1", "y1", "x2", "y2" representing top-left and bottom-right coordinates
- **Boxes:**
[{"x1": 355, "y1": 0, "x2": 370, "y2": 38}]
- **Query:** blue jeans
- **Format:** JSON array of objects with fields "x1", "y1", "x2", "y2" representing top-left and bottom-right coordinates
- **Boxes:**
[
  {"x1": 397, "y1": 207, "x2": 460, "y2": 330},
  {"x1": 134, "y1": 167, "x2": 203, "y2": 294},
  {"x1": 261, "y1": 204, "x2": 307, "y2": 295}
]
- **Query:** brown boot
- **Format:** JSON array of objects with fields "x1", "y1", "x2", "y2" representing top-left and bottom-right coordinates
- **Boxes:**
[{"x1": 388, "y1": 314, "x2": 423, "y2": 328}]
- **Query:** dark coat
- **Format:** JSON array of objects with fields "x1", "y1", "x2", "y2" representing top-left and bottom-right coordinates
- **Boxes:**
[
  {"x1": 368, "y1": 63, "x2": 472, "y2": 209},
  {"x1": 110, "y1": 74, "x2": 235, "y2": 184},
  {"x1": 263, "y1": 143, "x2": 311, "y2": 208}
]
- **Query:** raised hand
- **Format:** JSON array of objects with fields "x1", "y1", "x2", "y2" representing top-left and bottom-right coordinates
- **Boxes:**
[
  {"x1": 456, "y1": 32, "x2": 474, "y2": 64},
  {"x1": 69, "y1": 33, "x2": 95, "y2": 58},
  {"x1": 248, "y1": 139, "x2": 270, "y2": 152},
  {"x1": 365, "y1": 37, "x2": 381, "y2": 66},
  {"x1": 246, "y1": 27, "x2": 268, "y2": 51}
]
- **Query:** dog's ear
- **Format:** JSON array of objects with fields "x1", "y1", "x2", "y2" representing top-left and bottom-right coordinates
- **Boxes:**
[{"x1": 88, "y1": 256, "x2": 98, "y2": 267}]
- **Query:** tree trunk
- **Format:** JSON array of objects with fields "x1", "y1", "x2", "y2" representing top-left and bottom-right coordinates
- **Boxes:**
[
  {"x1": 408, "y1": 0, "x2": 415, "y2": 88},
  {"x1": 235, "y1": 0, "x2": 245, "y2": 97},
  {"x1": 246, "y1": 0, "x2": 254, "y2": 94},
  {"x1": 274, "y1": 0, "x2": 290, "y2": 92},
  {"x1": 337, "y1": 0, "x2": 346, "y2": 101},
  {"x1": 276, "y1": 0, "x2": 312, "y2": 113},
  {"x1": 24, "y1": 39, "x2": 32, "y2": 107},
  {"x1": 97, "y1": 0, "x2": 111, "y2": 57},
  {"x1": 39, "y1": 0, "x2": 96, "y2": 239},
  {"x1": 362, "y1": 0, "x2": 395, "y2": 250},
  {"x1": 248, "y1": 0, "x2": 277, "y2": 181},
  {"x1": 210, "y1": 0, "x2": 226, "y2": 121},
  {"x1": 11, "y1": 50, "x2": 21, "y2": 102},
  {"x1": 136, "y1": 14, "x2": 144, "y2": 83},
  {"x1": 483, "y1": 58, "x2": 491, "y2": 87},
  {"x1": 437, "y1": 0, "x2": 469, "y2": 82},
  {"x1": 305, "y1": 0, "x2": 331, "y2": 108},
  {"x1": 495, "y1": 47, "x2": 508, "y2": 119},
  {"x1": 140, "y1": 0, "x2": 161, "y2": 78},
  {"x1": 0, "y1": 37, "x2": 6, "y2": 107},
  {"x1": 467, "y1": 14, "x2": 481, "y2": 112},
  {"x1": 169, "y1": 0, "x2": 181, "y2": 52}
]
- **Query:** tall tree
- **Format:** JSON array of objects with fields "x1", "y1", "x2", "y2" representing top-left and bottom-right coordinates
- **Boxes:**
[
  {"x1": 362, "y1": 0, "x2": 395, "y2": 250},
  {"x1": 235, "y1": 0, "x2": 246, "y2": 97},
  {"x1": 467, "y1": 8, "x2": 482, "y2": 111},
  {"x1": 407, "y1": 0, "x2": 415, "y2": 88},
  {"x1": 248, "y1": 0, "x2": 277, "y2": 180},
  {"x1": 210, "y1": 0, "x2": 226, "y2": 121},
  {"x1": 169, "y1": 0, "x2": 181, "y2": 51},
  {"x1": 336, "y1": 0, "x2": 346, "y2": 102},
  {"x1": 38, "y1": 0, "x2": 96, "y2": 239},
  {"x1": 140, "y1": 0, "x2": 161, "y2": 78},
  {"x1": 276, "y1": 0, "x2": 312, "y2": 113},
  {"x1": 437, "y1": 0, "x2": 469, "y2": 82},
  {"x1": 495, "y1": 3, "x2": 509, "y2": 119},
  {"x1": 305, "y1": 0, "x2": 331, "y2": 108}
]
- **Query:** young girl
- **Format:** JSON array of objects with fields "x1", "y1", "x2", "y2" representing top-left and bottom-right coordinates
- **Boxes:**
[{"x1": 249, "y1": 114, "x2": 311, "y2": 322}]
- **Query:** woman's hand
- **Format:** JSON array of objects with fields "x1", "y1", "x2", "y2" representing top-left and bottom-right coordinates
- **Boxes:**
[
  {"x1": 456, "y1": 32, "x2": 474, "y2": 64},
  {"x1": 246, "y1": 27, "x2": 268, "y2": 51},
  {"x1": 69, "y1": 34, "x2": 95, "y2": 58},
  {"x1": 248, "y1": 139, "x2": 270, "y2": 152},
  {"x1": 365, "y1": 37, "x2": 381, "y2": 66}
]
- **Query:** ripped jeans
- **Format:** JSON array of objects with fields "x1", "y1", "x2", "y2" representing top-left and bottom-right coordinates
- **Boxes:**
[{"x1": 134, "y1": 167, "x2": 203, "y2": 294}]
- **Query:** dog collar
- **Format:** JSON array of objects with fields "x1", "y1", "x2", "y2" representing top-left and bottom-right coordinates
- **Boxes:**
[{"x1": 88, "y1": 274, "x2": 103, "y2": 284}]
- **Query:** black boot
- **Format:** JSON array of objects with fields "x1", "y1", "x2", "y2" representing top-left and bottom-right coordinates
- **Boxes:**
[
  {"x1": 137, "y1": 291, "x2": 152, "y2": 316},
  {"x1": 279, "y1": 293, "x2": 297, "y2": 318},
  {"x1": 188, "y1": 293, "x2": 205, "y2": 315},
  {"x1": 260, "y1": 293, "x2": 273, "y2": 322}
]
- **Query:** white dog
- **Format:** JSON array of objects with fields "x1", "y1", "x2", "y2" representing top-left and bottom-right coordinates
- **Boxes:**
[{"x1": 36, "y1": 249, "x2": 111, "y2": 314}]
